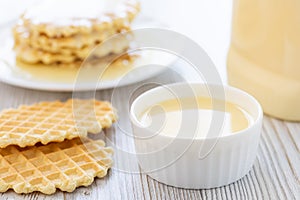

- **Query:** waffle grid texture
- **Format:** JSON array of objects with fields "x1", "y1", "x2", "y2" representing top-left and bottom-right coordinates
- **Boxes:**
[
  {"x1": 0, "y1": 99, "x2": 117, "y2": 148},
  {"x1": 0, "y1": 138, "x2": 113, "y2": 194}
]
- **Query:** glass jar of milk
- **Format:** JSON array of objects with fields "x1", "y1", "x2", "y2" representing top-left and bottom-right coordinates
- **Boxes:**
[{"x1": 227, "y1": 0, "x2": 300, "y2": 121}]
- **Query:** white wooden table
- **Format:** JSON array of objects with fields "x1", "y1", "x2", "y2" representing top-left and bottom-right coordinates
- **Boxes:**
[{"x1": 0, "y1": 66, "x2": 299, "y2": 200}]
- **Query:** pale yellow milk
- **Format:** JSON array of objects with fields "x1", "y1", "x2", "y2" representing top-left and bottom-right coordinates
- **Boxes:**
[{"x1": 139, "y1": 97, "x2": 253, "y2": 138}]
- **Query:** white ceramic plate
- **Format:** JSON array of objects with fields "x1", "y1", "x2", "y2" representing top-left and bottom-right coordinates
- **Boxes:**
[{"x1": 0, "y1": 16, "x2": 176, "y2": 91}]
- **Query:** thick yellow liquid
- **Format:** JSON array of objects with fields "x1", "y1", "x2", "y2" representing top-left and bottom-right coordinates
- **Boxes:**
[
  {"x1": 0, "y1": 29, "x2": 175, "y2": 87},
  {"x1": 139, "y1": 97, "x2": 252, "y2": 138},
  {"x1": 15, "y1": 54, "x2": 138, "y2": 83}
]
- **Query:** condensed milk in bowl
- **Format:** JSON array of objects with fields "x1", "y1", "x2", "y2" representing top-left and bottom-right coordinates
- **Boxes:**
[{"x1": 130, "y1": 83, "x2": 263, "y2": 189}]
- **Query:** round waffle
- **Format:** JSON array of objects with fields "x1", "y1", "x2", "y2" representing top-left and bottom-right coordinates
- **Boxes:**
[
  {"x1": 0, "y1": 138, "x2": 113, "y2": 194},
  {"x1": 12, "y1": 0, "x2": 139, "y2": 66},
  {"x1": 14, "y1": 35, "x2": 130, "y2": 65},
  {"x1": 0, "y1": 99, "x2": 117, "y2": 148},
  {"x1": 19, "y1": 0, "x2": 140, "y2": 37},
  {"x1": 13, "y1": 21, "x2": 130, "y2": 52}
]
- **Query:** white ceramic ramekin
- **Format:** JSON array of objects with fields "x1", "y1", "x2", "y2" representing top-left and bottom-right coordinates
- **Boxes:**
[{"x1": 130, "y1": 83, "x2": 263, "y2": 189}]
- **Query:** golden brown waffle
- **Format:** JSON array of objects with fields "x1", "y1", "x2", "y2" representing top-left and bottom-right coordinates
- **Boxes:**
[
  {"x1": 14, "y1": 36, "x2": 130, "y2": 65},
  {"x1": 18, "y1": 0, "x2": 140, "y2": 37},
  {"x1": 16, "y1": 58, "x2": 84, "y2": 69},
  {"x1": 0, "y1": 99, "x2": 117, "y2": 148},
  {"x1": 0, "y1": 138, "x2": 113, "y2": 194},
  {"x1": 12, "y1": 0, "x2": 140, "y2": 66},
  {"x1": 13, "y1": 23, "x2": 129, "y2": 51}
]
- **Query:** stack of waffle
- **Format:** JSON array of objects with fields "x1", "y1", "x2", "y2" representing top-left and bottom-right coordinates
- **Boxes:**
[
  {"x1": 13, "y1": 0, "x2": 140, "y2": 67},
  {"x1": 0, "y1": 99, "x2": 117, "y2": 194}
]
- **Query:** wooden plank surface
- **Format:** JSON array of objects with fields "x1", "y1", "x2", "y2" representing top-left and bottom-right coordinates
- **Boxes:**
[{"x1": 0, "y1": 68, "x2": 299, "y2": 200}]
